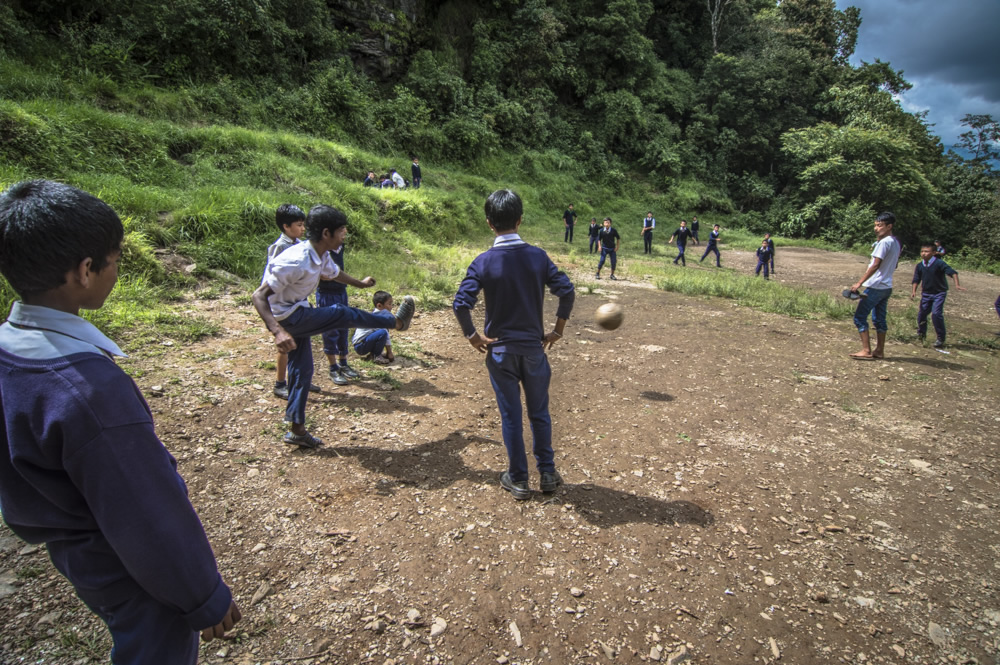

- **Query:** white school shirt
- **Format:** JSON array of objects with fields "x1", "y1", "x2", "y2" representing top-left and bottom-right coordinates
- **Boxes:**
[
  {"x1": 263, "y1": 241, "x2": 340, "y2": 320},
  {"x1": 392, "y1": 172, "x2": 406, "y2": 189},
  {"x1": 862, "y1": 235, "x2": 901, "y2": 290}
]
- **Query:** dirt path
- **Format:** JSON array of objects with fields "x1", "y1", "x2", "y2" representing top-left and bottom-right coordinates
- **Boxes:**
[{"x1": 2, "y1": 247, "x2": 999, "y2": 665}]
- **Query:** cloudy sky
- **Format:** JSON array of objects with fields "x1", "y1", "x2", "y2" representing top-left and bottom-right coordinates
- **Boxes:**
[{"x1": 835, "y1": 0, "x2": 1000, "y2": 152}]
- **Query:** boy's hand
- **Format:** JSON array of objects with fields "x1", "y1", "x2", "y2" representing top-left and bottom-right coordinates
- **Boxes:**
[
  {"x1": 543, "y1": 331, "x2": 563, "y2": 350},
  {"x1": 275, "y1": 329, "x2": 296, "y2": 353},
  {"x1": 359, "y1": 276, "x2": 376, "y2": 287},
  {"x1": 467, "y1": 332, "x2": 496, "y2": 353},
  {"x1": 201, "y1": 601, "x2": 242, "y2": 642}
]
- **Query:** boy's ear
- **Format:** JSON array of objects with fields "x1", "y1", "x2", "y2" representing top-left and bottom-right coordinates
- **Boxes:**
[{"x1": 72, "y1": 257, "x2": 95, "y2": 287}]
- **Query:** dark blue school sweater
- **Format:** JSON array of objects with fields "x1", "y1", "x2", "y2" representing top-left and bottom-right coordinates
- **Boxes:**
[
  {"x1": 453, "y1": 238, "x2": 575, "y2": 354},
  {"x1": 0, "y1": 350, "x2": 231, "y2": 627},
  {"x1": 911, "y1": 258, "x2": 957, "y2": 295}
]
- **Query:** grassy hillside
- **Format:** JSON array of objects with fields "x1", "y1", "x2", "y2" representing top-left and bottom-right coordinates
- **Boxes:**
[{"x1": 1, "y1": 57, "x2": 890, "y2": 346}]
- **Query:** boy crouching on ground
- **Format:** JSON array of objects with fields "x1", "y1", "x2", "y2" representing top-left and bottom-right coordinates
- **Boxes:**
[
  {"x1": 353, "y1": 290, "x2": 396, "y2": 365},
  {"x1": 0, "y1": 180, "x2": 240, "y2": 663},
  {"x1": 253, "y1": 204, "x2": 415, "y2": 448},
  {"x1": 453, "y1": 189, "x2": 575, "y2": 500}
]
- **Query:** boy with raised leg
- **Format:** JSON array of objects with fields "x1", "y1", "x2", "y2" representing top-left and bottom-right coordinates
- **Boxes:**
[
  {"x1": 254, "y1": 205, "x2": 415, "y2": 448},
  {"x1": 454, "y1": 189, "x2": 575, "y2": 500},
  {"x1": 0, "y1": 180, "x2": 240, "y2": 664}
]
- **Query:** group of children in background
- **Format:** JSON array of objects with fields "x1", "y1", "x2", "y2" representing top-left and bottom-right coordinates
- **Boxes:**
[{"x1": 362, "y1": 157, "x2": 422, "y2": 190}]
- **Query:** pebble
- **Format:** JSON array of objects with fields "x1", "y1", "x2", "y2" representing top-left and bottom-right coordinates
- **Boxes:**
[
  {"x1": 250, "y1": 581, "x2": 271, "y2": 606},
  {"x1": 18, "y1": 544, "x2": 41, "y2": 556},
  {"x1": 430, "y1": 617, "x2": 447, "y2": 637},
  {"x1": 666, "y1": 645, "x2": 690, "y2": 665},
  {"x1": 247, "y1": 468, "x2": 259, "y2": 478},
  {"x1": 570, "y1": 587, "x2": 584, "y2": 597},
  {"x1": 35, "y1": 610, "x2": 61, "y2": 628},
  {"x1": 250, "y1": 542, "x2": 267, "y2": 553},
  {"x1": 509, "y1": 621, "x2": 522, "y2": 647},
  {"x1": 928, "y1": 621, "x2": 947, "y2": 647},
  {"x1": 649, "y1": 645, "x2": 663, "y2": 661},
  {"x1": 892, "y1": 645, "x2": 905, "y2": 657},
  {"x1": 854, "y1": 596, "x2": 876, "y2": 608},
  {"x1": 406, "y1": 608, "x2": 422, "y2": 625}
]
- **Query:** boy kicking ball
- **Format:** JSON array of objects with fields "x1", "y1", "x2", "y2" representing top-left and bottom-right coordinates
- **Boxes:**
[
  {"x1": 454, "y1": 189, "x2": 575, "y2": 500},
  {"x1": 253, "y1": 204, "x2": 415, "y2": 448}
]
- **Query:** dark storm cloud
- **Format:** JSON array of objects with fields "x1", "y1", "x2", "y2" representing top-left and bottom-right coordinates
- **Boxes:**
[{"x1": 837, "y1": 0, "x2": 1000, "y2": 148}]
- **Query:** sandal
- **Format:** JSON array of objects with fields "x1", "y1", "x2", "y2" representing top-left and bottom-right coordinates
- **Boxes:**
[{"x1": 283, "y1": 431, "x2": 323, "y2": 448}]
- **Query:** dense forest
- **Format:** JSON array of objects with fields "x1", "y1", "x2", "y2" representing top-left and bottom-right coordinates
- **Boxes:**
[{"x1": 1, "y1": 0, "x2": 998, "y2": 263}]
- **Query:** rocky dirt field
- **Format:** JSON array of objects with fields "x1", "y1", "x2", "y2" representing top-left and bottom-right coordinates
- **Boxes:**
[{"x1": 2, "y1": 245, "x2": 999, "y2": 665}]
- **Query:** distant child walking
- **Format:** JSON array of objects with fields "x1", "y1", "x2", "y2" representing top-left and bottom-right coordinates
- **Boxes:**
[
  {"x1": 596, "y1": 217, "x2": 621, "y2": 279},
  {"x1": 911, "y1": 243, "x2": 965, "y2": 348},
  {"x1": 587, "y1": 217, "x2": 600, "y2": 254},
  {"x1": 755, "y1": 239, "x2": 772, "y2": 279},
  {"x1": 453, "y1": 189, "x2": 575, "y2": 500},
  {"x1": 563, "y1": 204, "x2": 577, "y2": 243},
  {"x1": 353, "y1": 291, "x2": 396, "y2": 365},
  {"x1": 254, "y1": 204, "x2": 415, "y2": 448},
  {"x1": 690, "y1": 216, "x2": 701, "y2": 245},
  {"x1": 411, "y1": 157, "x2": 422, "y2": 189},
  {"x1": 0, "y1": 180, "x2": 241, "y2": 664},
  {"x1": 668, "y1": 220, "x2": 693, "y2": 266},
  {"x1": 641, "y1": 211, "x2": 655, "y2": 254},
  {"x1": 764, "y1": 232, "x2": 776, "y2": 274},
  {"x1": 699, "y1": 224, "x2": 721, "y2": 266}
]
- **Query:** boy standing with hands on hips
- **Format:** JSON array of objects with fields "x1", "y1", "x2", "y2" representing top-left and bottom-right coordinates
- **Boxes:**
[{"x1": 454, "y1": 189, "x2": 575, "y2": 500}]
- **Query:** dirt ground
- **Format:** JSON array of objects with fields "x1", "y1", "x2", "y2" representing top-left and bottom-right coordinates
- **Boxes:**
[{"x1": 2, "y1": 245, "x2": 1000, "y2": 665}]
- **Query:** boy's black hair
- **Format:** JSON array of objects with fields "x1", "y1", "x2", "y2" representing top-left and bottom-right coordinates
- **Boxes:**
[
  {"x1": 0, "y1": 180, "x2": 123, "y2": 298},
  {"x1": 305, "y1": 204, "x2": 348, "y2": 242},
  {"x1": 372, "y1": 290, "x2": 392, "y2": 307},
  {"x1": 920, "y1": 243, "x2": 936, "y2": 249},
  {"x1": 276, "y1": 204, "x2": 305, "y2": 232},
  {"x1": 590, "y1": 217, "x2": 597, "y2": 222},
  {"x1": 603, "y1": 217, "x2": 612, "y2": 223},
  {"x1": 876, "y1": 211, "x2": 896, "y2": 226},
  {"x1": 484, "y1": 189, "x2": 523, "y2": 232}
]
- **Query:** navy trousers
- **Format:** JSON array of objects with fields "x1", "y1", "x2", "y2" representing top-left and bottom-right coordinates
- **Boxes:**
[
  {"x1": 597, "y1": 248, "x2": 617, "y2": 273},
  {"x1": 700, "y1": 244, "x2": 720, "y2": 266},
  {"x1": 316, "y1": 290, "x2": 349, "y2": 358},
  {"x1": 673, "y1": 245, "x2": 687, "y2": 265},
  {"x1": 755, "y1": 259, "x2": 769, "y2": 278},
  {"x1": 917, "y1": 291, "x2": 948, "y2": 341},
  {"x1": 643, "y1": 231, "x2": 653, "y2": 254},
  {"x1": 486, "y1": 349, "x2": 554, "y2": 482}
]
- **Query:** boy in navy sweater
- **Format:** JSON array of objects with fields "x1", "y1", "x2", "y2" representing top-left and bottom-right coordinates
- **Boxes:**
[
  {"x1": 699, "y1": 224, "x2": 721, "y2": 266},
  {"x1": 755, "y1": 239, "x2": 772, "y2": 279},
  {"x1": 454, "y1": 189, "x2": 575, "y2": 500},
  {"x1": 0, "y1": 180, "x2": 240, "y2": 664},
  {"x1": 911, "y1": 243, "x2": 965, "y2": 347},
  {"x1": 668, "y1": 220, "x2": 693, "y2": 266}
]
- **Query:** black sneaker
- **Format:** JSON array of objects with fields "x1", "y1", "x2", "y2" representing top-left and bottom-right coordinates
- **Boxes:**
[
  {"x1": 933, "y1": 339, "x2": 945, "y2": 348},
  {"x1": 540, "y1": 470, "x2": 564, "y2": 493},
  {"x1": 309, "y1": 383, "x2": 321, "y2": 393},
  {"x1": 339, "y1": 364, "x2": 360, "y2": 379},
  {"x1": 329, "y1": 368, "x2": 349, "y2": 386},
  {"x1": 273, "y1": 384, "x2": 289, "y2": 400},
  {"x1": 500, "y1": 472, "x2": 531, "y2": 501},
  {"x1": 609, "y1": 274, "x2": 617, "y2": 281},
  {"x1": 594, "y1": 273, "x2": 601, "y2": 279},
  {"x1": 394, "y1": 295, "x2": 416, "y2": 331}
]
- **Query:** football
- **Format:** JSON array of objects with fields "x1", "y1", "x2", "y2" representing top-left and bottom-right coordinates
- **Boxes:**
[{"x1": 595, "y1": 302, "x2": 624, "y2": 330}]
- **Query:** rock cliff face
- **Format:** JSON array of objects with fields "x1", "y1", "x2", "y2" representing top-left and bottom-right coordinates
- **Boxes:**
[{"x1": 330, "y1": 0, "x2": 425, "y2": 79}]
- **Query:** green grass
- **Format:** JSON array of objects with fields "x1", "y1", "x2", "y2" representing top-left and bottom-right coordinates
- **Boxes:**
[{"x1": 653, "y1": 268, "x2": 854, "y2": 319}]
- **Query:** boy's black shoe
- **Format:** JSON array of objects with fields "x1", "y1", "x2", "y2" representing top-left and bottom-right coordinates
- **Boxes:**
[
  {"x1": 309, "y1": 383, "x2": 321, "y2": 392},
  {"x1": 273, "y1": 383, "x2": 289, "y2": 400},
  {"x1": 609, "y1": 274, "x2": 617, "y2": 281},
  {"x1": 540, "y1": 471, "x2": 563, "y2": 493},
  {"x1": 329, "y1": 368, "x2": 349, "y2": 386},
  {"x1": 500, "y1": 472, "x2": 531, "y2": 501},
  {"x1": 594, "y1": 273, "x2": 601, "y2": 279},
  {"x1": 395, "y1": 295, "x2": 416, "y2": 331},
  {"x1": 933, "y1": 339, "x2": 945, "y2": 348},
  {"x1": 916, "y1": 333, "x2": 926, "y2": 342},
  {"x1": 339, "y1": 364, "x2": 361, "y2": 379}
]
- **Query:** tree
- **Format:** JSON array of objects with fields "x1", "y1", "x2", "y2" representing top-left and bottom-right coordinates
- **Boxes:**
[
  {"x1": 705, "y1": 0, "x2": 734, "y2": 54},
  {"x1": 957, "y1": 114, "x2": 1000, "y2": 167}
]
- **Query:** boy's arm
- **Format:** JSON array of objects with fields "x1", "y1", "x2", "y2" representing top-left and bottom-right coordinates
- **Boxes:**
[
  {"x1": 851, "y1": 257, "x2": 882, "y2": 293},
  {"x1": 251, "y1": 283, "x2": 296, "y2": 352},
  {"x1": 333, "y1": 272, "x2": 376, "y2": 288},
  {"x1": 453, "y1": 262, "x2": 496, "y2": 353},
  {"x1": 64, "y1": 369, "x2": 238, "y2": 634},
  {"x1": 944, "y1": 265, "x2": 966, "y2": 291},
  {"x1": 911, "y1": 263, "x2": 921, "y2": 298}
]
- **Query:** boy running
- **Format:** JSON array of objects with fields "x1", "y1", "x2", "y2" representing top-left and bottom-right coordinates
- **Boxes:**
[
  {"x1": 699, "y1": 224, "x2": 721, "y2": 266},
  {"x1": 668, "y1": 220, "x2": 693, "y2": 266},
  {"x1": 911, "y1": 243, "x2": 965, "y2": 348}
]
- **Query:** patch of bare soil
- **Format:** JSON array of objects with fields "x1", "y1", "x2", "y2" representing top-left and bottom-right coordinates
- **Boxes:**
[{"x1": 2, "y1": 247, "x2": 999, "y2": 665}]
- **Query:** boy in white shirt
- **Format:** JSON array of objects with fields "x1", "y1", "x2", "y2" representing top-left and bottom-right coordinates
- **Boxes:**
[
  {"x1": 848, "y1": 212, "x2": 901, "y2": 360},
  {"x1": 253, "y1": 205, "x2": 415, "y2": 447}
]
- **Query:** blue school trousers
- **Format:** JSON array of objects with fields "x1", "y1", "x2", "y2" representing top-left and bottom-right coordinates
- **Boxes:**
[
  {"x1": 700, "y1": 244, "x2": 720, "y2": 266},
  {"x1": 354, "y1": 329, "x2": 389, "y2": 359},
  {"x1": 917, "y1": 291, "x2": 948, "y2": 341},
  {"x1": 597, "y1": 247, "x2": 617, "y2": 273},
  {"x1": 487, "y1": 349, "x2": 555, "y2": 482},
  {"x1": 673, "y1": 245, "x2": 687, "y2": 265},
  {"x1": 316, "y1": 291, "x2": 349, "y2": 359},
  {"x1": 280, "y1": 305, "x2": 396, "y2": 424}
]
